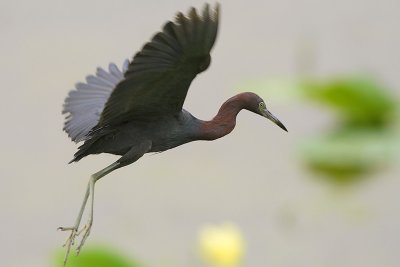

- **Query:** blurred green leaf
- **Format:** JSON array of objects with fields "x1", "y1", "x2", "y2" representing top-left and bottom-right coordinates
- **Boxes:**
[
  {"x1": 240, "y1": 75, "x2": 399, "y2": 184},
  {"x1": 300, "y1": 77, "x2": 397, "y2": 127},
  {"x1": 300, "y1": 128, "x2": 398, "y2": 184},
  {"x1": 54, "y1": 246, "x2": 144, "y2": 267}
]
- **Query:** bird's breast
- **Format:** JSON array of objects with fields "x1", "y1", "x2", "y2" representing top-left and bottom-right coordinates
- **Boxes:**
[{"x1": 147, "y1": 113, "x2": 198, "y2": 152}]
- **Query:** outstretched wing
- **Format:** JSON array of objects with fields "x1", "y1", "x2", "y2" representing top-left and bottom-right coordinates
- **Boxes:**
[
  {"x1": 97, "y1": 4, "x2": 219, "y2": 128},
  {"x1": 63, "y1": 60, "x2": 129, "y2": 142}
]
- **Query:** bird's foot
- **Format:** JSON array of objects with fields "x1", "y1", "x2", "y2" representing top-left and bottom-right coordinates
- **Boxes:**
[
  {"x1": 58, "y1": 220, "x2": 92, "y2": 264},
  {"x1": 58, "y1": 226, "x2": 79, "y2": 265},
  {"x1": 76, "y1": 219, "x2": 92, "y2": 255}
]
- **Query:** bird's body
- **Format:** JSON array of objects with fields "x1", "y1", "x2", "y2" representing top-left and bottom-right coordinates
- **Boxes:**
[
  {"x1": 59, "y1": 4, "x2": 286, "y2": 265},
  {"x1": 72, "y1": 92, "x2": 269, "y2": 162},
  {"x1": 73, "y1": 110, "x2": 198, "y2": 159}
]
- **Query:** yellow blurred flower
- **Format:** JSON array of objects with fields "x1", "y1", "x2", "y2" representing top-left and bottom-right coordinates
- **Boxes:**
[{"x1": 198, "y1": 222, "x2": 245, "y2": 267}]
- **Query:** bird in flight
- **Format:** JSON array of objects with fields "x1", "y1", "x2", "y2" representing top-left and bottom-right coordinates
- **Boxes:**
[{"x1": 59, "y1": 3, "x2": 287, "y2": 265}]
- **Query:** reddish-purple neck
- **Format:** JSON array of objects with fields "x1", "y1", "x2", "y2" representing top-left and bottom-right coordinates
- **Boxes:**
[{"x1": 198, "y1": 93, "x2": 256, "y2": 140}]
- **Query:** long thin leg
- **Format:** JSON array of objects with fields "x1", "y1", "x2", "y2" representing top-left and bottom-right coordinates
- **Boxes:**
[
  {"x1": 76, "y1": 162, "x2": 120, "y2": 254},
  {"x1": 58, "y1": 161, "x2": 120, "y2": 265},
  {"x1": 59, "y1": 140, "x2": 152, "y2": 265},
  {"x1": 58, "y1": 183, "x2": 90, "y2": 265},
  {"x1": 59, "y1": 186, "x2": 90, "y2": 232}
]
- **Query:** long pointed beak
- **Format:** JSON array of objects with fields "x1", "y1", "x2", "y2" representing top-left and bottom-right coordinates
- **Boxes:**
[{"x1": 263, "y1": 109, "x2": 288, "y2": 132}]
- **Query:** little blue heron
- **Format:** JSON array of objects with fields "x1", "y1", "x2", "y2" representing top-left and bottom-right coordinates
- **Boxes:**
[{"x1": 59, "y1": 3, "x2": 287, "y2": 264}]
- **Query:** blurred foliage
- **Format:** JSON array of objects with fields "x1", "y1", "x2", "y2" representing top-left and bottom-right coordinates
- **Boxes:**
[
  {"x1": 300, "y1": 128, "x2": 398, "y2": 183},
  {"x1": 299, "y1": 77, "x2": 399, "y2": 184},
  {"x1": 246, "y1": 75, "x2": 399, "y2": 185},
  {"x1": 300, "y1": 78, "x2": 397, "y2": 128},
  {"x1": 54, "y1": 245, "x2": 144, "y2": 267},
  {"x1": 198, "y1": 223, "x2": 245, "y2": 267}
]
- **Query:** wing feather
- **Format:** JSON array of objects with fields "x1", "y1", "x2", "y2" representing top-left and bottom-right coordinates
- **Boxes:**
[
  {"x1": 97, "y1": 4, "x2": 219, "y2": 128},
  {"x1": 63, "y1": 60, "x2": 129, "y2": 142}
]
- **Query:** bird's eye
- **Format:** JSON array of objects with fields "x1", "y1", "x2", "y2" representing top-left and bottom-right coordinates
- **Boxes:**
[{"x1": 259, "y1": 102, "x2": 266, "y2": 109}]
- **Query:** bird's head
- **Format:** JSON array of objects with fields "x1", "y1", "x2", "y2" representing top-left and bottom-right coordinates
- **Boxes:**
[{"x1": 242, "y1": 92, "x2": 288, "y2": 132}]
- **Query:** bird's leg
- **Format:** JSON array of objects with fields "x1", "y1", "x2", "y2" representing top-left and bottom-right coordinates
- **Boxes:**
[
  {"x1": 58, "y1": 161, "x2": 120, "y2": 265},
  {"x1": 75, "y1": 161, "x2": 120, "y2": 254},
  {"x1": 59, "y1": 140, "x2": 152, "y2": 265},
  {"x1": 58, "y1": 182, "x2": 90, "y2": 265},
  {"x1": 76, "y1": 141, "x2": 152, "y2": 252}
]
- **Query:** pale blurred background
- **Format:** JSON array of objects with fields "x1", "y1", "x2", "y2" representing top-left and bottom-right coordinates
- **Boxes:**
[{"x1": 1, "y1": 0, "x2": 399, "y2": 266}]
